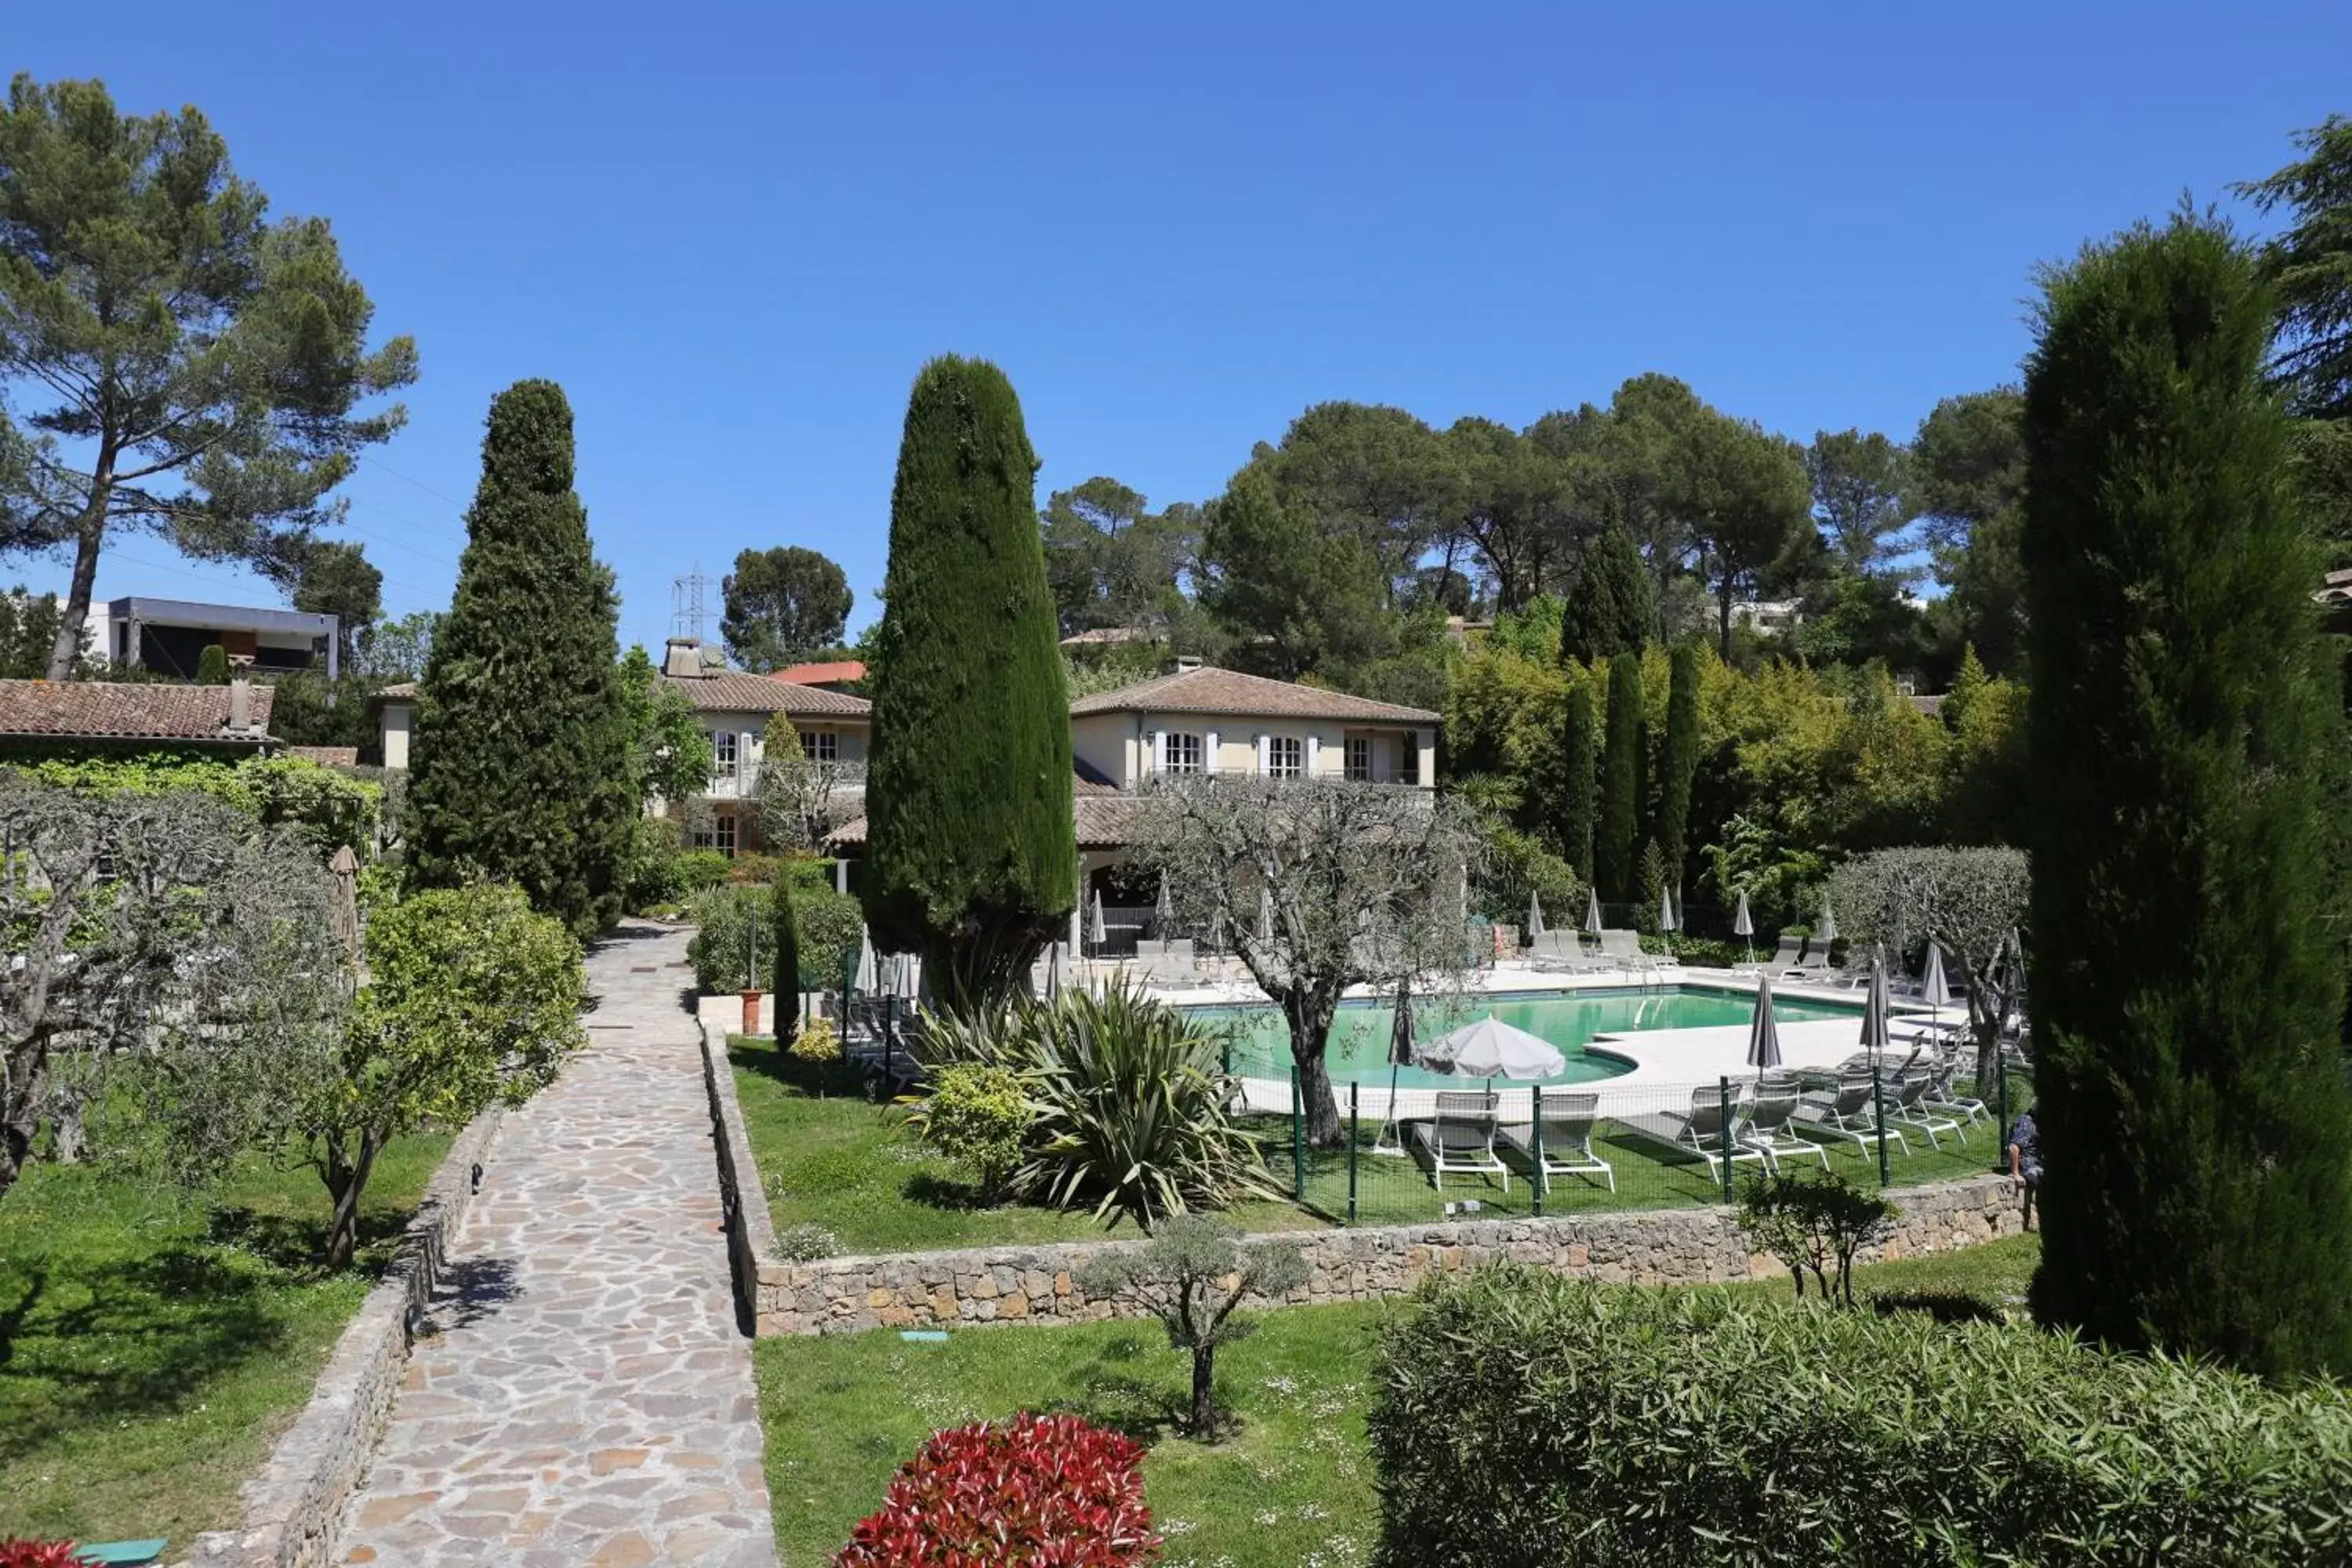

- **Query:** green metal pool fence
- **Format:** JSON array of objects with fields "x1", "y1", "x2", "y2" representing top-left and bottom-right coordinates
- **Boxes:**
[{"x1": 1258, "y1": 1061, "x2": 2032, "y2": 1227}]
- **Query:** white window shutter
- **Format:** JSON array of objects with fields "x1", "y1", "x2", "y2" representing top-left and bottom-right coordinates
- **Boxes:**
[
  {"x1": 1204, "y1": 729, "x2": 1220, "y2": 775},
  {"x1": 1255, "y1": 733, "x2": 1269, "y2": 775},
  {"x1": 1305, "y1": 735, "x2": 1321, "y2": 777},
  {"x1": 1150, "y1": 730, "x2": 1166, "y2": 777}
]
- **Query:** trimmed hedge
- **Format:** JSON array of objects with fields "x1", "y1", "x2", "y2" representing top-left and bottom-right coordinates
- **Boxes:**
[{"x1": 1368, "y1": 1265, "x2": 2352, "y2": 1566}]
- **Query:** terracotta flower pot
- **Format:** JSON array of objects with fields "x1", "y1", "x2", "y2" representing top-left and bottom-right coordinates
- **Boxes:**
[{"x1": 740, "y1": 988, "x2": 764, "y2": 1034}]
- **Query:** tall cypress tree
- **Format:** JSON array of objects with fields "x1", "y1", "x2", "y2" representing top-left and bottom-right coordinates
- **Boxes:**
[
  {"x1": 408, "y1": 381, "x2": 633, "y2": 938},
  {"x1": 1560, "y1": 521, "x2": 1652, "y2": 667},
  {"x1": 2023, "y1": 215, "x2": 2352, "y2": 1381},
  {"x1": 771, "y1": 874, "x2": 802, "y2": 1043},
  {"x1": 864, "y1": 357, "x2": 1076, "y2": 1010},
  {"x1": 1560, "y1": 678, "x2": 1598, "y2": 885},
  {"x1": 1657, "y1": 644, "x2": 1700, "y2": 893},
  {"x1": 1595, "y1": 652, "x2": 1644, "y2": 906}
]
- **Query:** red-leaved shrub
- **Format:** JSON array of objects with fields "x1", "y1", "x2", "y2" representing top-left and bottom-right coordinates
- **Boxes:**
[
  {"x1": 0, "y1": 1543, "x2": 92, "y2": 1568},
  {"x1": 837, "y1": 1410, "x2": 1160, "y2": 1566}
]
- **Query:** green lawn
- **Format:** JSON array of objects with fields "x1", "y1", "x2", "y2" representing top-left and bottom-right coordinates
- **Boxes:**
[
  {"x1": 754, "y1": 1233, "x2": 2044, "y2": 1567},
  {"x1": 729, "y1": 1039, "x2": 1315, "y2": 1254},
  {"x1": 731, "y1": 1033, "x2": 2002, "y2": 1250},
  {"x1": 0, "y1": 1133, "x2": 450, "y2": 1546}
]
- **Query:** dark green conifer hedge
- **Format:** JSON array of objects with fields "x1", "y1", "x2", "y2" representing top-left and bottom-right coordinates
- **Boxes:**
[
  {"x1": 2023, "y1": 214, "x2": 2352, "y2": 1380},
  {"x1": 862, "y1": 357, "x2": 1076, "y2": 1009},
  {"x1": 408, "y1": 380, "x2": 633, "y2": 938}
]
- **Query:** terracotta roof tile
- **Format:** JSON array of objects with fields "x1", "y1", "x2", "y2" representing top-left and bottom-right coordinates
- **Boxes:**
[
  {"x1": 1067, "y1": 665, "x2": 1439, "y2": 724},
  {"x1": 768, "y1": 660, "x2": 866, "y2": 684},
  {"x1": 0, "y1": 680, "x2": 276, "y2": 743},
  {"x1": 665, "y1": 672, "x2": 871, "y2": 717}
]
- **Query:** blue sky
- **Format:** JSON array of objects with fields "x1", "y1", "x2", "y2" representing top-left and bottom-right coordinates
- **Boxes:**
[{"x1": 11, "y1": 1, "x2": 2350, "y2": 652}]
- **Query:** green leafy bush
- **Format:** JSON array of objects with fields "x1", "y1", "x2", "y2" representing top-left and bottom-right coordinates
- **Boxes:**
[
  {"x1": 676, "y1": 849, "x2": 733, "y2": 894},
  {"x1": 922, "y1": 985, "x2": 1276, "y2": 1226},
  {"x1": 688, "y1": 885, "x2": 772, "y2": 991},
  {"x1": 1735, "y1": 1167, "x2": 1897, "y2": 1305},
  {"x1": 15, "y1": 750, "x2": 382, "y2": 862},
  {"x1": 1369, "y1": 1266, "x2": 2352, "y2": 1567},
  {"x1": 909, "y1": 1063, "x2": 1030, "y2": 1200},
  {"x1": 793, "y1": 882, "x2": 865, "y2": 991}
]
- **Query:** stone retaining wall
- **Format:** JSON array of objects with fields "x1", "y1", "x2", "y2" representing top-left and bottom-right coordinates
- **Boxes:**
[
  {"x1": 697, "y1": 1016, "x2": 779, "y2": 1334},
  {"x1": 182, "y1": 1106, "x2": 505, "y2": 1568},
  {"x1": 751, "y1": 1172, "x2": 2025, "y2": 1338}
]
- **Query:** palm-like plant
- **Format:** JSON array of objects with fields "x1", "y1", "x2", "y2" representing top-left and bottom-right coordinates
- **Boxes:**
[{"x1": 911, "y1": 984, "x2": 1276, "y2": 1227}]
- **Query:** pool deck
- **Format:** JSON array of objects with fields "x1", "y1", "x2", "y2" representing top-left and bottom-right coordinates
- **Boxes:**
[{"x1": 1127, "y1": 960, "x2": 1963, "y2": 1122}]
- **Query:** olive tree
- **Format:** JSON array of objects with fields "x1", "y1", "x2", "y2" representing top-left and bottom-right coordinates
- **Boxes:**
[
  {"x1": 1076, "y1": 1214, "x2": 1308, "y2": 1436},
  {"x1": 291, "y1": 883, "x2": 586, "y2": 1267},
  {"x1": 1826, "y1": 846, "x2": 2028, "y2": 1090},
  {"x1": 0, "y1": 777, "x2": 347, "y2": 1205},
  {"x1": 755, "y1": 715, "x2": 863, "y2": 851},
  {"x1": 1127, "y1": 775, "x2": 1484, "y2": 1147}
]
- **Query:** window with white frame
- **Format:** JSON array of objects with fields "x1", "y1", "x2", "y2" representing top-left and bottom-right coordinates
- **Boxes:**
[
  {"x1": 713, "y1": 729, "x2": 739, "y2": 781},
  {"x1": 1163, "y1": 732, "x2": 1203, "y2": 775},
  {"x1": 1345, "y1": 736, "x2": 1374, "y2": 782},
  {"x1": 1266, "y1": 735, "x2": 1303, "y2": 779},
  {"x1": 800, "y1": 728, "x2": 837, "y2": 764}
]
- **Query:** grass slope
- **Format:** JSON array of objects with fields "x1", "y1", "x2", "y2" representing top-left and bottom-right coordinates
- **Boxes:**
[
  {"x1": 0, "y1": 1134, "x2": 449, "y2": 1545},
  {"x1": 756, "y1": 1234, "x2": 2043, "y2": 1566}
]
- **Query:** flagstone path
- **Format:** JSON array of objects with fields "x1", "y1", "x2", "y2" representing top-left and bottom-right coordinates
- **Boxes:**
[{"x1": 337, "y1": 921, "x2": 775, "y2": 1567}]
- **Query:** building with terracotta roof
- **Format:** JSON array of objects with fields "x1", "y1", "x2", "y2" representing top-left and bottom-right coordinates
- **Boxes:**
[
  {"x1": 827, "y1": 658, "x2": 1442, "y2": 916},
  {"x1": 0, "y1": 677, "x2": 278, "y2": 754},
  {"x1": 767, "y1": 659, "x2": 866, "y2": 691},
  {"x1": 1065, "y1": 659, "x2": 1438, "y2": 789}
]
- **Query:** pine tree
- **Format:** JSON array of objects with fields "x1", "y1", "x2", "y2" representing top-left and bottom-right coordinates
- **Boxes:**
[
  {"x1": 1560, "y1": 677, "x2": 1599, "y2": 884},
  {"x1": 1560, "y1": 521, "x2": 1651, "y2": 666},
  {"x1": 1657, "y1": 644, "x2": 1700, "y2": 893},
  {"x1": 771, "y1": 873, "x2": 802, "y2": 1043},
  {"x1": 2023, "y1": 214, "x2": 2352, "y2": 1381},
  {"x1": 1944, "y1": 641, "x2": 1989, "y2": 730},
  {"x1": 1595, "y1": 652, "x2": 1645, "y2": 906},
  {"x1": 408, "y1": 381, "x2": 633, "y2": 938},
  {"x1": 863, "y1": 357, "x2": 1077, "y2": 1009}
]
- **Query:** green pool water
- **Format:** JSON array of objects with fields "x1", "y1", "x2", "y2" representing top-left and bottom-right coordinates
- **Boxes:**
[{"x1": 1191, "y1": 985, "x2": 1864, "y2": 1089}]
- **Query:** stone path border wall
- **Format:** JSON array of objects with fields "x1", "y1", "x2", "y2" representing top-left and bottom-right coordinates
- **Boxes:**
[
  {"x1": 698, "y1": 1017, "x2": 780, "y2": 1334},
  {"x1": 184, "y1": 1105, "x2": 506, "y2": 1568},
  {"x1": 757, "y1": 1174, "x2": 2025, "y2": 1335},
  {"x1": 696, "y1": 1030, "x2": 2027, "y2": 1338}
]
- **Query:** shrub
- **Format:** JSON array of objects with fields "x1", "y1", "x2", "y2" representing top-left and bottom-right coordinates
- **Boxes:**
[
  {"x1": 775, "y1": 1221, "x2": 839, "y2": 1261},
  {"x1": 687, "y1": 884, "x2": 772, "y2": 992},
  {"x1": 838, "y1": 1411, "x2": 1159, "y2": 1567},
  {"x1": 1735, "y1": 1167, "x2": 1897, "y2": 1305},
  {"x1": 1368, "y1": 1266, "x2": 2352, "y2": 1567},
  {"x1": 296, "y1": 884, "x2": 586, "y2": 1267},
  {"x1": 921, "y1": 985, "x2": 1277, "y2": 1226},
  {"x1": 0, "y1": 1544, "x2": 92, "y2": 1568},
  {"x1": 794, "y1": 882, "x2": 865, "y2": 992},
  {"x1": 675, "y1": 849, "x2": 733, "y2": 894},
  {"x1": 1076, "y1": 1214, "x2": 1308, "y2": 1436},
  {"x1": 909, "y1": 1063, "x2": 1029, "y2": 1200},
  {"x1": 788, "y1": 1014, "x2": 843, "y2": 1075}
]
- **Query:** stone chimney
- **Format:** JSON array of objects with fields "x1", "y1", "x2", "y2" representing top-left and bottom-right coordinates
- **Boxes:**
[
  {"x1": 663, "y1": 637, "x2": 706, "y2": 679},
  {"x1": 227, "y1": 675, "x2": 252, "y2": 732}
]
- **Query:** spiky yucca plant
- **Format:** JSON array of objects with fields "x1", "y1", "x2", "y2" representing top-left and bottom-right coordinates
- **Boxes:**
[{"x1": 913, "y1": 985, "x2": 1276, "y2": 1227}]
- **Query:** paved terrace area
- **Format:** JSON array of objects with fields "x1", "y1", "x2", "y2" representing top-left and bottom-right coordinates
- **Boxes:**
[{"x1": 338, "y1": 922, "x2": 775, "y2": 1568}]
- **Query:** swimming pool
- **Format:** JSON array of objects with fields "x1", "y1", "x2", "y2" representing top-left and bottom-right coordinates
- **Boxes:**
[{"x1": 1191, "y1": 985, "x2": 1865, "y2": 1089}]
